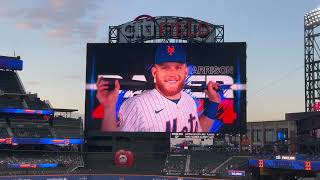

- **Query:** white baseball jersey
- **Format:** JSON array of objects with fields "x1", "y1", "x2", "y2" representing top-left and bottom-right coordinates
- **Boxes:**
[{"x1": 118, "y1": 89, "x2": 202, "y2": 132}]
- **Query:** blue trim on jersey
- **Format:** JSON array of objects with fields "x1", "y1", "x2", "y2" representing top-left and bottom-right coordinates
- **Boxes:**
[
  {"x1": 116, "y1": 90, "x2": 127, "y2": 119},
  {"x1": 169, "y1": 98, "x2": 180, "y2": 104}
]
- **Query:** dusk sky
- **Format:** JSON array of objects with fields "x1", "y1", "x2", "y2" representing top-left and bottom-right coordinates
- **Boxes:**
[{"x1": 0, "y1": 0, "x2": 319, "y2": 121}]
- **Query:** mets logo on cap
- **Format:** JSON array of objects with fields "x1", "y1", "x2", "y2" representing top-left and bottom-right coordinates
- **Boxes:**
[
  {"x1": 167, "y1": 45, "x2": 175, "y2": 56},
  {"x1": 155, "y1": 43, "x2": 187, "y2": 64}
]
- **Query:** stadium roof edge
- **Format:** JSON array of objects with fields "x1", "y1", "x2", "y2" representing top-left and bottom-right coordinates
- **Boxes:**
[{"x1": 52, "y1": 108, "x2": 78, "y2": 112}]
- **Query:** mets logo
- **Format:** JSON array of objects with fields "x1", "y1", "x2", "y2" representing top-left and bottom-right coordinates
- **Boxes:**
[
  {"x1": 167, "y1": 45, "x2": 175, "y2": 56},
  {"x1": 119, "y1": 154, "x2": 128, "y2": 164}
]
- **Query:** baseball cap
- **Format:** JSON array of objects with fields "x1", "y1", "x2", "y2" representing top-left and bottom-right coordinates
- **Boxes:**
[{"x1": 155, "y1": 43, "x2": 187, "y2": 64}]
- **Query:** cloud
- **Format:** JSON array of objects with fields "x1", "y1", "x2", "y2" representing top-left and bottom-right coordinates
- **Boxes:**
[
  {"x1": 50, "y1": 0, "x2": 65, "y2": 10},
  {"x1": 16, "y1": 22, "x2": 43, "y2": 29},
  {"x1": 47, "y1": 27, "x2": 70, "y2": 38},
  {"x1": 1, "y1": 0, "x2": 105, "y2": 44}
]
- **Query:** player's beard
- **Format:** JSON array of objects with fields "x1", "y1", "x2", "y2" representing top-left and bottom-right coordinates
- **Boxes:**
[{"x1": 155, "y1": 78, "x2": 185, "y2": 97}]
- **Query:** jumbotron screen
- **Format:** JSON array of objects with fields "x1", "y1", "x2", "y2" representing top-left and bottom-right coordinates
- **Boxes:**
[{"x1": 85, "y1": 43, "x2": 246, "y2": 134}]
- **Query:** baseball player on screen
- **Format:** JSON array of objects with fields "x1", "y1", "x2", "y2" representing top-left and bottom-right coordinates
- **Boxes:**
[{"x1": 96, "y1": 43, "x2": 221, "y2": 132}]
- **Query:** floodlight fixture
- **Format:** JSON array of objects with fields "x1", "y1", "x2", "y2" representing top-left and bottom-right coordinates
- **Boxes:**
[{"x1": 305, "y1": 8, "x2": 320, "y2": 28}]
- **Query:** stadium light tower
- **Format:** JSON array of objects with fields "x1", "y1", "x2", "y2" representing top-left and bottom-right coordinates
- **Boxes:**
[{"x1": 304, "y1": 8, "x2": 320, "y2": 112}]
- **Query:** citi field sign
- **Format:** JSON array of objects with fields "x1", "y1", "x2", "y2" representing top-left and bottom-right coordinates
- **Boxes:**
[{"x1": 115, "y1": 15, "x2": 218, "y2": 42}]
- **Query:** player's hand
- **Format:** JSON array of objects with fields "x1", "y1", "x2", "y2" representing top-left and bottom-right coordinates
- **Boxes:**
[
  {"x1": 96, "y1": 78, "x2": 120, "y2": 108},
  {"x1": 205, "y1": 81, "x2": 221, "y2": 103}
]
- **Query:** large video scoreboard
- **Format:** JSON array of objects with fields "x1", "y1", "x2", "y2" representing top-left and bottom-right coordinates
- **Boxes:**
[{"x1": 85, "y1": 43, "x2": 246, "y2": 135}]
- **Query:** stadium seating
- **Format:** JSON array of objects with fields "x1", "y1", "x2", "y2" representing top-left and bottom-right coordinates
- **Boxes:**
[
  {"x1": 0, "y1": 118, "x2": 9, "y2": 138},
  {"x1": 0, "y1": 128, "x2": 9, "y2": 138},
  {"x1": 0, "y1": 96, "x2": 25, "y2": 109},
  {"x1": 0, "y1": 63, "x2": 85, "y2": 177},
  {"x1": 0, "y1": 71, "x2": 25, "y2": 94},
  {"x1": 10, "y1": 118, "x2": 52, "y2": 138},
  {"x1": 0, "y1": 71, "x2": 26, "y2": 108},
  {"x1": 214, "y1": 156, "x2": 249, "y2": 176},
  {"x1": 24, "y1": 94, "x2": 50, "y2": 110},
  {"x1": 52, "y1": 117, "x2": 83, "y2": 138},
  {"x1": 0, "y1": 151, "x2": 84, "y2": 175},
  {"x1": 0, "y1": 116, "x2": 85, "y2": 139},
  {"x1": 187, "y1": 151, "x2": 229, "y2": 175},
  {"x1": 163, "y1": 154, "x2": 187, "y2": 175}
]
